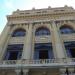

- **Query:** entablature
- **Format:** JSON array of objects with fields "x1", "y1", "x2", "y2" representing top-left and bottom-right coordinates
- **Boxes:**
[
  {"x1": 7, "y1": 11, "x2": 75, "y2": 22},
  {"x1": 7, "y1": 19, "x2": 75, "y2": 26}
]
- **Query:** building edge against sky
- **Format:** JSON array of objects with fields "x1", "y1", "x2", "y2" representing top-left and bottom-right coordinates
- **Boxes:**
[{"x1": 0, "y1": 6, "x2": 75, "y2": 75}]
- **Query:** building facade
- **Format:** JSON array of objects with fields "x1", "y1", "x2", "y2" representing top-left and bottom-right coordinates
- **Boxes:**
[{"x1": 0, "y1": 6, "x2": 75, "y2": 75}]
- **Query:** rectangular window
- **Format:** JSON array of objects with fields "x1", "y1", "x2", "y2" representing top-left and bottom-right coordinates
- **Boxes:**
[
  {"x1": 64, "y1": 42, "x2": 75, "y2": 58},
  {"x1": 34, "y1": 43, "x2": 54, "y2": 59},
  {"x1": 4, "y1": 44, "x2": 23, "y2": 60}
]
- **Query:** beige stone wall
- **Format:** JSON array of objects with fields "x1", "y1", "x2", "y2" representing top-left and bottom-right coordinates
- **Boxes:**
[{"x1": 0, "y1": 6, "x2": 75, "y2": 75}]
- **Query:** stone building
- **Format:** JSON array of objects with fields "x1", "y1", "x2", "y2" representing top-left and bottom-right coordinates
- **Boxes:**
[{"x1": 0, "y1": 6, "x2": 75, "y2": 75}]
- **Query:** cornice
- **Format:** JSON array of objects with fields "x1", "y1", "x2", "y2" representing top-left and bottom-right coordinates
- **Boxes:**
[{"x1": 7, "y1": 12, "x2": 75, "y2": 21}]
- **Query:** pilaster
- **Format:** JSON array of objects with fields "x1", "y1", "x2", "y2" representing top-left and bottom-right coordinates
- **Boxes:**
[
  {"x1": 22, "y1": 24, "x2": 33, "y2": 59},
  {"x1": 52, "y1": 21, "x2": 65, "y2": 59},
  {"x1": 0, "y1": 24, "x2": 11, "y2": 60}
]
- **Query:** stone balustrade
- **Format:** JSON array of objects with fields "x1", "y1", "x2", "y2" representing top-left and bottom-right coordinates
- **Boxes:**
[{"x1": 0, "y1": 58, "x2": 75, "y2": 69}]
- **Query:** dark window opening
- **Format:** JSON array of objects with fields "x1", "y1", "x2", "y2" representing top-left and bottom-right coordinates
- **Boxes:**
[
  {"x1": 64, "y1": 42, "x2": 75, "y2": 58},
  {"x1": 8, "y1": 51, "x2": 18, "y2": 60},
  {"x1": 39, "y1": 50, "x2": 48, "y2": 59},
  {"x1": 70, "y1": 48, "x2": 75, "y2": 58}
]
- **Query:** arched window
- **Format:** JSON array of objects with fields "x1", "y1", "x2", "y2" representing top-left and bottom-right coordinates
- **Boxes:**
[
  {"x1": 12, "y1": 28, "x2": 26, "y2": 37},
  {"x1": 60, "y1": 25, "x2": 74, "y2": 34},
  {"x1": 35, "y1": 27, "x2": 50, "y2": 36}
]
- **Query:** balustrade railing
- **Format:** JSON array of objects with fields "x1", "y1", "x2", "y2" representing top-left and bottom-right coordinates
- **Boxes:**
[
  {"x1": 0, "y1": 58, "x2": 75, "y2": 66},
  {"x1": 22, "y1": 58, "x2": 66, "y2": 64}
]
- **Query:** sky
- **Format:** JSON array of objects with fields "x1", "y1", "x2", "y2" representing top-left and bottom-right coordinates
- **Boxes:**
[{"x1": 0, "y1": 0, "x2": 75, "y2": 34}]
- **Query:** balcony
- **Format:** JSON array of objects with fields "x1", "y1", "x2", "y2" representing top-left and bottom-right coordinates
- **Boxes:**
[{"x1": 0, "y1": 58, "x2": 75, "y2": 69}]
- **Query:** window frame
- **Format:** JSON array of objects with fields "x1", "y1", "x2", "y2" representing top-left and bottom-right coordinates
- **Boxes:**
[
  {"x1": 34, "y1": 43, "x2": 54, "y2": 59},
  {"x1": 4, "y1": 44, "x2": 24, "y2": 60},
  {"x1": 64, "y1": 41, "x2": 75, "y2": 58}
]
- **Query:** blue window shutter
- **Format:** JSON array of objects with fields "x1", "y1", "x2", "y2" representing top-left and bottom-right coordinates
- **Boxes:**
[
  {"x1": 67, "y1": 49, "x2": 71, "y2": 57},
  {"x1": 48, "y1": 50, "x2": 54, "y2": 59},
  {"x1": 5, "y1": 52, "x2": 10, "y2": 60},
  {"x1": 34, "y1": 50, "x2": 39, "y2": 59}
]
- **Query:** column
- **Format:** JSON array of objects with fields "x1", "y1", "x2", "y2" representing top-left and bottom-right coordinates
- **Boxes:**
[
  {"x1": 22, "y1": 24, "x2": 33, "y2": 59},
  {"x1": 60, "y1": 68, "x2": 75, "y2": 75},
  {"x1": 0, "y1": 24, "x2": 11, "y2": 60},
  {"x1": 15, "y1": 69, "x2": 20, "y2": 75},
  {"x1": 15, "y1": 69, "x2": 29, "y2": 75},
  {"x1": 60, "y1": 68, "x2": 66, "y2": 75},
  {"x1": 69, "y1": 68, "x2": 75, "y2": 75},
  {"x1": 52, "y1": 21, "x2": 65, "y2": 58}
]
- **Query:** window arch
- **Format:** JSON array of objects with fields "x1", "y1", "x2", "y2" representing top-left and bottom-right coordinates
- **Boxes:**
[
  {"x1": 35, "y1": 27, "x2": 50, "y2": 36},
  {"x1": 60, "y1": 25, "x2": 74, "y2": 34},
  {"x1": 12, "y1": 28, "x2": 26, "y2": 37}
]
